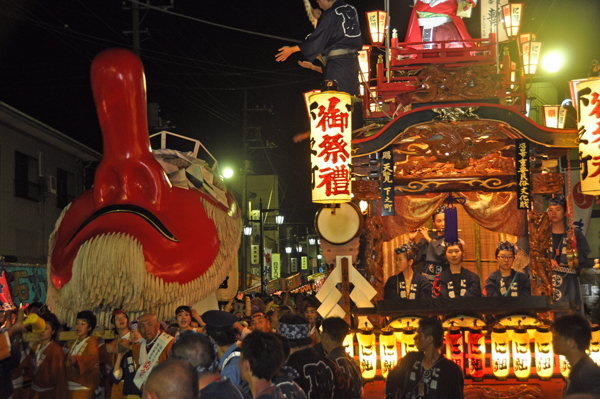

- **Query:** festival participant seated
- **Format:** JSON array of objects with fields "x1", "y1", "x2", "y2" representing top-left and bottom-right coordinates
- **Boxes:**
[
  {"x1": 278, "y1": 314, "x2": 352, "y2": 399},
  {"x1": 484, "y1": 241, "x2": 531, "y2": 298},
  {"x1": 66, "y1": 310, "x2": 100, "y2": 399},
  {"x1": 409, "y1": 205, "x2": 449, "y2": 288},
  {"x1": 385, "y1": 317, "x2": 464, "y2": 399},
  {"x1": 110, "y1": 313, "x2": 173, "y2": 399},
  {"x1": 433, "y1": 241, "x2": 481, "y2": 298},
  {"x1": 141, "y1": 358, "x2": 198, "y2": 399},
  {"x1": 320, "y1": 317, "x2": 363, "y2": 399},
  {"x1": 548, "y1": 195, "x2": 591, "y2": 312},
  {"x1": 170, "y1": 330, "x2": 250, "y2": 399},
  {"x1": 203, "y1": 310, "x2": 250, "y2": 394},
  {"x1": 384, "y1": 244, "x2": 433, "y2": 300},
  {"x1": 240, "y1": 331, "x2": 286, "y2": 399},
  {"x1": 26, "y1": 312, "x2": 67, "y2": 399},
  {"x1": 552, "y1": 314, "x2": 600, "y2": 396}
]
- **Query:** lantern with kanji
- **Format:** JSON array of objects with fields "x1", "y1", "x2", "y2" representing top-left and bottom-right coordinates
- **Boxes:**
[
  {"x1": 521, "y1": 39, "x2": 542, "y2": 76},
  {"x1": 512, "y1": 325, "x2": 531, "y2": 380},
  {"x1": 491, "y1": 325, "x2": 510, "y2": 380},
  {"x1": 559, "y1": 355, "x2": 571, "y2": 378},
  {"x1": 543, "y1": 105, "x2": 560, "y2": 128},
  {"x1": 309, "y1": 89, "x2": 353, "y2": 204},
  {"x1": 380, "y1": 328, "x2": 397, "y2": 379},
  {"x1": 400, "y1": 326, "x2": 418, "y2": 358},
  {"x1": 577, "y1": 78, "x2": 600, "y2": 195},
  {"x1": 534, "y1": 325, "x2": 553, "y2": 380},
  {"x1": 502, "y1": 3, "x2": 524, "y2": 39},
  {"x1": 357, "y1": 328, "x2": 377, "y2": 380},
  {"x1": 591, "y1": 325, "x2": 600, "y2": 366},
  {"x1": 358, "y1": 46, "x2": 371, "y2": 96},
  {"x1": 366, "y1": 10, "x2": 387, "y2": 47},
  {"x1": 446, "y1": 327, "x2": 465, "y2": 369},
  {"x1": 467, "y1": 326, "x2": 486, "y2": 380},
  {"x1": 343, "y1": 333, "x2": 355, "y2": 357}
]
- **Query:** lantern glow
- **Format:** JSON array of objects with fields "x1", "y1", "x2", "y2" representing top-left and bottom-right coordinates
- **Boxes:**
[
  {"x1": 357, "y1": 329, "x2": 377, "y2": 380},
  {"x1": 401, "y1": 326, "x2": 418, "y2": 358},
  {"x1": 559, "y1": 355, "x2": 571, "y2": 378},
  {"x1": 366, "y1": 11, "x2": 387, "y2": 46},
  {"x1": 491, "y1": 325, "x2": 510, "y2": 380},
  {"x1": 358, "y1": 46, "x2": 371, "y2": 97},
  {"x1": 343, "y1": 333, "x2": 355, "y2": 357},
  {"x1": 380, "y1": 328, "x2": 398, "y2": 379},
  {"x1": 309, "y1": 90, "x2": 353, "y2": 204},
  {"x1": 467, "y1": 327, "x2": 486, "y2": 380},
  {"x1": 534, "y1": 325, "x2": 553, "y2": 380},
  {"x1": 446, "y1": 327, "x2": 465, "y2": 369},
  {"x1": 577, "y1": 78, "x2": 600, "y2": 195},
  {"x1": 512, "y1": 326, "x2": 531, "y2": 380},
  {"x1": 591, "y1": 325, "x2": 600, "y2": 366},
  {"x1": 502, "y1": 3, "x2": 524, "y2": 38},
  {"x1": 543, "y1": 105, "x2": 561, "y2": 128},
  {"x1": 521, "y1": 40, "x2": 542, "y2": 76}
]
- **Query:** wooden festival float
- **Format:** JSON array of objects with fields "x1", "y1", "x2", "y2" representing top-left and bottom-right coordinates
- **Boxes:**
[{"x1": 310, "y1": 5, "x2": 595, "y2": 399}]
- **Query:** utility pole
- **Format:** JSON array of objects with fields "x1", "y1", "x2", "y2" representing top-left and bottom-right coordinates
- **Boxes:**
[{"x1": 123, "y1": 1, "x2": 174, "y2": 56}]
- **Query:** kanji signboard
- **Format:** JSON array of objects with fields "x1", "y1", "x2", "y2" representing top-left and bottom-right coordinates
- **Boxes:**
[
  {"x1": 515, "y1": 139, "x2": 531, "y2": 210},
  {"x1": 309, "y1": 90, "x2": 352, "y2": 203},
  {"x1": 578, "y1": 78, "x2": 600, "y2": 194}
]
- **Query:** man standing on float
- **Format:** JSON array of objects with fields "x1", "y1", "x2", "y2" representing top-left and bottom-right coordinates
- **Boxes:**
[{"x1": 276, "y1": 0, "x2": 363, "y2": 129}]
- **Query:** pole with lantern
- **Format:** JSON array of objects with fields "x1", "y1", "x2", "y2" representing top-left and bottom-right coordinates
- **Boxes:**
[{"x1": 257, "y1": 198, "x2": 284, "y2": 294}]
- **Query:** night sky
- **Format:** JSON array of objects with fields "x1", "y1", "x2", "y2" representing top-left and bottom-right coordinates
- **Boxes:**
[{"x1": 0, "y1": 0, "x2": 598, "y2": 223}]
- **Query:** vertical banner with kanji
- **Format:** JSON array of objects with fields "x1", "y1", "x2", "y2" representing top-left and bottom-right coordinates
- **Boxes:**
[
  {"x1": 271, "y1": 253, "x2": 281, "y2": 279},
  {"x1": 577, "y1": 78, "x2": 600, "y2": 195},
  {"x1": 567, "y1": 170, "x2": 594, "y2": 235},
  {"x1": 309, "y1": 90, "x2": 352, "y2": 203},
  {"x1": 481, "y1": 0, "x2": 508, "y2": 42},
  {"x1": 380, "y1": 147, "x2": 395, "y2": 216},
  {"x1": 263, "y1": 248, "x2": 272, "y2": 294},
  {"x1": 515, "y1": 139, "x2": 531, "y2": 209},
  {"x1": 301, "y1": 256, "x2": 308, "y2": 270}
]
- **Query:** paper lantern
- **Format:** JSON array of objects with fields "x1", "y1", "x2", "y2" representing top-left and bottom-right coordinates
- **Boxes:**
[
  {"x1": 309, "y1": 90, "x2": 353, "y2": 204},
  {"x1": 380, "y1": 328, "x2": 398, "y2": 379},
  {"x1": 521, "y1": 40, "x2": 542, "y2": 76},
  {"x1": 358, "y1": 45, "x2": 371, "y2": 97},
  {"x1": 591, "y1": 325, "x2": 600, "y2": 366},
  {"x1": 491, "y1": 325, "x2": 510, "y2": 380},
  {"x1": 534, "y1": 325, "x2": 553, "y2": 380},
  {"x1": 366, "y1": 10, "x2": 387, "y2": 46},
  {"x1": 467, "y1": 326, "x2": 486, "y2": 380},
  {"x1": 543, "y1": 105, "x2": 561, "y2": 128},
  {"x1": 558, "y1": 107, "x2": 567, "y2": 129},
  {"x1": 559, "y1": 355, "x2": 571, "y2": 378},
  {"x1": 401, "y1": 326, "x2": 418, "y2": 357},
  {"x1": 357, "y1": 329, "x2": 377, "y2": 380},
  {"x1": 512, "y1": 325, "x2": 531, "y2": 380},
  {"x1": 343, "y1": 333, "x2": 355, "y2": 357},
  {"x1": 502, "y1": 3, "x2": 524, "y2": 38},
  {"x1": 577, "y1": 78, "x2": 600, "y2": 195},
  {"x1": 446, "y1": 327, "x2": 465, "y2": 369}
]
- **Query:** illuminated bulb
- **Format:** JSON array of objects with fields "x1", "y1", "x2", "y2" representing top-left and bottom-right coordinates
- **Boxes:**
[{"x1": 542, "y1": 51, "x2": 564, "y2": 73}]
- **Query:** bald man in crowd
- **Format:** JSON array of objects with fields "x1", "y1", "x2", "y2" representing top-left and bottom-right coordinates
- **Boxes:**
[{"x1": 141, "y1": 359, "x2": 198, "y2": 399}]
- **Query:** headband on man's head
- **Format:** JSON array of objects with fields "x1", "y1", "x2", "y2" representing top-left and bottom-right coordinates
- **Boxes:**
[
  {"x1": 279, "y1": 322, "x2": 310, "y2": 340},
  {"x1": 434, "y1": 204, "x2": 447, "y2": 215},
  {"x1": 170, "y1": 330, "x2": 220, "y2": 374},
  {"x1": 548, "y1": 195, "x2": 566, "y2": 209},
  {"x1": 395, "y1": 244, "x2": 411, "y2": 254},
  {"x1": 497, "y1": 241, "x2": 515, "y2": 252}
]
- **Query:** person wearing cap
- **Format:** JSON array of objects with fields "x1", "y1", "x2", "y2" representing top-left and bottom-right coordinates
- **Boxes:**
[
  {"x1": 408, "y1": 205, "x2": 449, "y2": 290},
  {"x1": 203, "y1": 310, "x2": 250, "y2": 394},
  {"x1": 66, "y1": 310, "x2": 100, "y2": 399},
  {"x1": 320, "y1": 317, "x2": 362, "y2": 399},
  {"x1": 25, "y1": 312, "x2": 67, "y2": 399},
  {"x1": 433, "y1": 241, "x2": 481, "y2": 299},
  {"x1": 170, "y1": 330, "x2": 250, "y2": 398},
  {"x1": 279, "y1": 314, "x2": 351, "y2": 399},
  {"x1": 484, "y1": 241, "x2": 531, "y2": 298},
  {"x1": 384, "y1": 243, "x2": 432, "y2": 301},
  {"x1": 547, "y1": 195, "x2": 591, "y2": 312},
  {"x1": 385, "y1": 317, "x2": 464, "y2": 399}
]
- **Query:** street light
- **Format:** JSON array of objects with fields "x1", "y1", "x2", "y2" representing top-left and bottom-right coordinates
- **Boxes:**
[
  {"x1": 308, "y1": 237, "x2": 316, "y2": 245},
  {"x1": 243, "y1": 226, "x2": 253, "y2": 236},
  {"x1": 285, "y1": 246, "x2": 292, "y2": 254},
  {"x1": 275, "y1": 215, "x2": 284, "y2": 225}
]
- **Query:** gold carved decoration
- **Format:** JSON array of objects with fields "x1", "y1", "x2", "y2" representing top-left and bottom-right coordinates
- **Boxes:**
[
  {"x1": 396, "y1": 64, "x2": 503, "y2": 106},
  {"x1": 464, "y1": 384, "x2": 542, "y2": 399},
  {"x1": 464, "y1": 178, "x2": 516, "y2": 190},
  {"x1": 397, "y1": 181, "x2": 449, "y2": 193},
  {"x1": 532, "y1": 172, "x2": 565, "y2": 194},
  {"x1": 528, "y1": 211, "x2": 553, "y2": 298},
  {"x1": 432, "y1": 106, "x2": 479, "y2": 122}
]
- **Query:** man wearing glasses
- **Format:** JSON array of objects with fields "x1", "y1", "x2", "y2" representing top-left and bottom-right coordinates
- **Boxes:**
[{"x1": 484, "y1": 241, "x2": 531, "y2": 297}]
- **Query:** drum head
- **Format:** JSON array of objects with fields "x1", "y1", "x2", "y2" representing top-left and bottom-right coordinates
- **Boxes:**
[{"x1": 315, "y1": 203, "x2": 363, "y2": 245}]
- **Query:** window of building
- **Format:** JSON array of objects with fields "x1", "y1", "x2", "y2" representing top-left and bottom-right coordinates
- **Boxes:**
[
  {"x1": 57, "y1": 168, "x2": 77, "y2": 208},
  {"x1": 14, "y1": 151, "x2": 40, "y2": 201}
]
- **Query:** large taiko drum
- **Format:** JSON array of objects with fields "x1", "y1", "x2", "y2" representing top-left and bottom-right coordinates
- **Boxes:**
[{"x1": 315, "y1": 202, "x2": 364, "y2": 245}]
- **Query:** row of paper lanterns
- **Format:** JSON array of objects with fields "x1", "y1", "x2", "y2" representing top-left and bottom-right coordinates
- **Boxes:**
[{"x1": 346, "y1": 323, "x2": 600, "y2": 381}]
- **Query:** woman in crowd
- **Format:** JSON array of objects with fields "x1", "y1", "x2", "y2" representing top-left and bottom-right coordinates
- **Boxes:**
[
  {"x1": 384, "y1": 243, "x2": 432, "y2": 300},
  {"x1": 66, "y1": 310, "x2": 100, "y2": 399},
  {"x1": 434, "y1": 241, "x2": 481, "y2": 298},
  {"x1": 484, "y1": 241, "x2": 531, "y2": 297}
]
